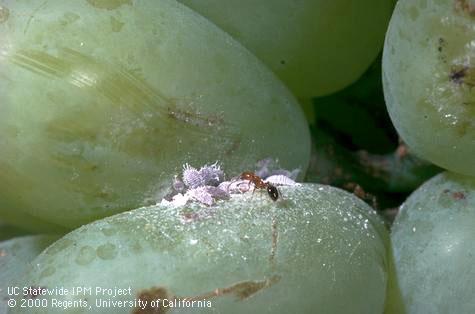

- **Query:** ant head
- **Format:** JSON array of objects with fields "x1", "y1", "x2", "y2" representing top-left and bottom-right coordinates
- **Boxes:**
[{"x1": 266, "y1": 184, "x2": 279, "y2": 201}]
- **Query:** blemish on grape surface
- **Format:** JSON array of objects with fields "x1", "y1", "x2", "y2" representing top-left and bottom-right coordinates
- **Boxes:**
[
  {"x1": 452, "y1": 191, "x2": 467, "y2": 200},
  {"x1": 86, "y1": 0, "x2": 132, "y2": 10},
  {"x1": 110, "y1": 16, "x2": 125, "y2": 32},
  {"x1": 438, "y1": 188, "x2": 468, "y2": 207},
  {"x1": 167, "y1": 105, "x2": 223, "y2": 129},
  {"x1": 185, "y1": 275, "x2": 281, "y2": 301},
  {"x1": 39, "y1": 266, "x2": 56, "y2": 279},
  {"x1": 60, "y1": 12, "x2": 80, "y2": 26},
  {"x1": 133, "y1": 287, "x2": 173, "y2": 314},
  {"x1": 101, "y1": 227, "x2": 117, "y2": 236},
  {"x1": 437, "y1": 37, "x2": 446, "y2": 53},
  {"x1": 0, "y1": 5, "x2": 9, "y2": 23},
  {"x1": 96, "y1": 243, "x2": 118, "y2": 260},
  {"x1": 449, "y1": 66, "x2": 470, "y2": 85},
  {"x1": 443, "y1": 189, "x2": 467, "y2": 201},
  {"x1": 454, "y1": 0, "x2": 475, "y2": 16},
  {"x1": 75, "y1": 245, "x2": 96, "y2": 265}
]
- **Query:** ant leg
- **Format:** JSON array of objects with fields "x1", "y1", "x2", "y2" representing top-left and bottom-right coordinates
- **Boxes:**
[
  {"x1": 245, "y1": 181, "x2": 256, "y2": 199},
  {"x1": 250, "y1": 182, "x2": 256, "y2": 195},
  {"x1": 236, "y1": 181, "x2": 252, "y2": 194}
]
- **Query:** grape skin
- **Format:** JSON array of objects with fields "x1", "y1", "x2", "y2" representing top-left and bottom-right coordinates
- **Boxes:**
[
  {"x1": 0, "y1": 235, "x2": 59, "y2": 313},
  {"x1": 389, "y1": 172, "x2": 475, "y2": 313},
  {"x1": 0, "y1": 0, "x2": 310, "y2": 230},
  {"x1": 179, "y1": 0, "x2": 393, "y2": 98},
  {"x1": 383, "y1": 0, "x2": 475, "y2": 176},
  {"x1": 12, "y1": 184, "x2": 388, "y2": 314}
]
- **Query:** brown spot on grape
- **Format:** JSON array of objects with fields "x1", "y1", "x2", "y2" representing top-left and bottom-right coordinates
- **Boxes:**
[
  {"x1": 86, "y1": 0, "x2": 132, "y2": 10},
  {"x1": 452, "y1": 191, "x2": 466, "y2": 200},
  {"x1": 449, "y1": 65, "x2": 475, "y2": 87},
  {"x1": 442, "y1": 189, "x2": 467, "y2": 202},
  {"x1": 185, "y1": 275, "x2": 281, "y2": 302},
  {"x1": 133, "y1": 287, "x2": 174, "y2": 314},
  {"x1": 60, "y1": 12, "x2": 80, "y2": 26},
  {"x1": 110, "y1": 16, "x2": 125, "y2": 32},
  {"x1": 0, "y1": 5, "x2": 9, "y2": 23},
  {"x1": 456, "y1": 120, "x2": 470, "y2": 136},
  {"x1": 437, "y1": 37, "x2": 445, "y2": 52},
  {"x1": 455, "y1": 0, "x2": 475, "y2": 16},
  {"x1": 449, "y1": 66, "x2": 468, "y2": 84},
  {"x1": 0, "y1": 249, "x2": 6, "y2": 257},
  {"x1": 167, "y1": 105, "x2": 224, "y2": 128}
]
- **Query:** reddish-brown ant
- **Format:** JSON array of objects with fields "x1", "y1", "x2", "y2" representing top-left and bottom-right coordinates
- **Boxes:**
[{"x1": 240, "y1": 171, "x2": 279, "y2": 201}]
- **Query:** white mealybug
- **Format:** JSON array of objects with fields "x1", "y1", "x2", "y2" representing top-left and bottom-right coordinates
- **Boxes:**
[
  {"x1": 182, "y1": 163, "x2": 205, "y2": 188},
  {"x1": 264, "y1": 175, "x2": 299, "y2": 186},
  {"x1": 198, "y1": 161, "x2": 223, "y2": 186}
]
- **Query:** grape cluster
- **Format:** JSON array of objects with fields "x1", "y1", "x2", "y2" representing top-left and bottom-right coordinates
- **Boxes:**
[{"x1": 3, "y1": 0, "x2": 450, "y2": 313}]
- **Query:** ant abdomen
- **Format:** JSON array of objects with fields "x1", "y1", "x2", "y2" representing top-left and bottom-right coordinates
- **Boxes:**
[{"x1": 266, "y1": 184, "x2": 279, "y2": 201}]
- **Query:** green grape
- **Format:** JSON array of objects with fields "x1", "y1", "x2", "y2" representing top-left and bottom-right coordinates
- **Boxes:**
[
  {"x1": 179, "y1": 0, "x2": 393, "y2": 98},
  {"x1": 0, "y1": 0, "x2": 310, "y2": 231},
  {"x1": 10, "y1": 184, "x2": 388, "y2": 314},
  {"x1": 0, "y1": 235, "x2": 59, "y2": 313},
  {"x1": 383, "y1": 0, "x2": 475, "y2": 176},
  {"x1": 389, "y1": 172, "x2": 475, "y2": 313}
]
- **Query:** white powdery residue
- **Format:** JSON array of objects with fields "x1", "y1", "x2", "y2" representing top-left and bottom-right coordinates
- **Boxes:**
[
  {"x1": 204, "y1": 186, "x2": 230, "y2": 200},
  {"x1": 160, "y1": 193, "x2": 190, "y2": 208},
  {"x1": 161, "y1": 186, "x2": 230, "y2": 208},
  {"x1": 187, "y1": 187, "x2": 214, "y2": 206}
]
